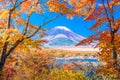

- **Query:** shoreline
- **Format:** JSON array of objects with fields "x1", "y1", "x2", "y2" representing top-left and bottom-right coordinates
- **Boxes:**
[{"x1": 46, "y1": 46, "x2": 99, "y2": 52}]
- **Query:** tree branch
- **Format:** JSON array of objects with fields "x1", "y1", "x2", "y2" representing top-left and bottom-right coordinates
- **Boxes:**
[
  {"x1": 102, "y1": 0, "x2": 111, "y2": 28},
  {"x1": 7, "y1": 9, "x2": 12, "y2": 29},
  {"x1": 6, "y1": 39, "x2": 24, "y2": 57},
  {"x1": 14, "y1": 0, "x2": 18, "y2": 6},
  {"x1": 7, "y1": 0, "x2": 27, "y2": 29},
  {"x1": 15, "y1": 0, "x2": 27, "y2": 9},
  {"x1": 23, "y1": 15, "x2": 31, "y2": 35},
  {"x1": 106, "y1": 0, "x2": 119, "y2": 33},
  {"x1": 5, "y1": 14, "x2": 61, "y2": 58},
  {"x1": 107, "y1": 0, "x2": 114, "y2": 23},
  {"x1": 102, "y1": 0, "x2": 114, "y2": 43},
  {"x1": 27, "y1": 14, "x2": 62, "y2": 39}
]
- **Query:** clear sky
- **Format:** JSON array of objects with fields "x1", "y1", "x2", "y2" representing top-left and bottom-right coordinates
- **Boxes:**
[
  {"x1": 28, "y1": 0, "x2": 120, "y2": 38},
  {"x1": 45, "y1": 16, "x2": 96, "y2": 37},
  {"x1": 29, "y1": 12, "x2": 96, "y2": 38}
]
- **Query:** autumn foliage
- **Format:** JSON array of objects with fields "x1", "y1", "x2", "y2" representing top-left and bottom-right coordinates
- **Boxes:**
[
  {"x1": 0, "y1": 0, "x2": 61, "y2": 77},
  {"x1": 47, "y1": 0, "x2": 120, "y2": 78},
  {"x1": 0, "y1": 0, "x2": 120, "y2": 79}
]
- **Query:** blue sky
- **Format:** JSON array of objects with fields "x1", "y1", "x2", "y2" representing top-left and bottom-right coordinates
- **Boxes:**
[
  {"x1": 28, "y1": 0, "x2": 120, "y2": 38},
  {"x1": 44, "y1": 16, "x2": 96, "y2": 37},
  {"x1": 29, "y1": 13, "x2": 96, "y2": 37}
]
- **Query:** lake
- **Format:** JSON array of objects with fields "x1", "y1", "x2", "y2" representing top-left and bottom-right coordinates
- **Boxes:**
[{"x1": 51, "y1": 56, "x2": 100, "y2": 69}]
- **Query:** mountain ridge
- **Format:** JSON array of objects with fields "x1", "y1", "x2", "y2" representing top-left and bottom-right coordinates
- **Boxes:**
[{"x1": 43, "y1": 26, "x2": 85, "y2": 47}]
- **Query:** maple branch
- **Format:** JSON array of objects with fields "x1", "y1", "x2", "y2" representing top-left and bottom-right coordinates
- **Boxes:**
[
  {"x1": 1, "y1": 42, "x2": 8, "y2": 58},
  {"x1": 102, "y1": 0, "x2": 111, "y2": 22},
  {"x1": 6, "y1": 39, "x2": 24, "y2": 57},
  {"x1": 102, "y1": 0, "x2": 118, "y2": 61},
  {"x1": 7, "y1": 10, "x2": 13, "y2": 29},
  {"x1": 107, "y1": 0, "x2": 114, "y2": 23},
  {"x1": 10, "y1": 0, "x2": 18, "y2": 7},
  {"x1": 0, "y1": 36, "x2": 9, "y2": 70},
  {"x1": 2, "y1": 0, "x2": 27, "y2": 56},
  {"x1": 111, "y1": 6, "x2": 119, "y2": 33},
  {"x1": 43, "y1": 13, "x2": 52, "y2": 24},
  {"x1": 7, "y1": 0, "x2": 27, "y2": 29},
  {"x1": 106, "y1": 0, "x2": 119, "y2": 33},
  {"x1": 14, "y1": 0, "x2": 18, "y2": 6},
  {"x1": 10, "y1": 0, "x2": 15, "y2": 6},
  {"x1": 102, "y1": 0, "x2": 112, "y2": 32},
  {"x1": 23, "y1": 15, "x2": 31, "y2": 35},
  {"x1": 1, "y1": 36, "x2": 9, "y2": 53},
  {"x1": 27, "y1": 14, "x2": 62, "y2": 39},
  {"x1": 15, "y1": 0, "x2": 27, "y2": 9},
  {"x1": 4, "y1": 14, "x2": 61, "y2": 58}
]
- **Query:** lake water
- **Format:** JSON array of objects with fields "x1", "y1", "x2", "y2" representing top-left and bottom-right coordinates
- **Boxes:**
[
  {"x1": 52, "y1": 56, "x2": 99, "y2": 69},
  {"x1": 56, "y1": 58, "x2": 98, "y2": 63}
]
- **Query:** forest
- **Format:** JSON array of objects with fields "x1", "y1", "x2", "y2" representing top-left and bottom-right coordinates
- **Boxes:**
[{"x1": 0, "y1": 0, "x2": 120, "y2": 80}]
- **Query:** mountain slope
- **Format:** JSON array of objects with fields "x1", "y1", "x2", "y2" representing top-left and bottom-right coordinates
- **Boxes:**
[{"x1": 43, "y1": 26, "x2": 85, "y2": 47}]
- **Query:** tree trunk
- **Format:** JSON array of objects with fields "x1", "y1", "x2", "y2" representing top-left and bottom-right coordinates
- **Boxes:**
[
  {"x1": 0, "y1": 56, "x2": 6, "y2": 71},
  {"x1": 112, "y1": 48, "x2": 117, "y2": 60},
  {"x1": 0, "y1": 54, "x2": 7, "y2": 80},
  {"x1": 112, "y1": 48, "x2": 120, "y2": 79},
  {"x1": 118, "y1": 72, "x2": 120, "y2": 79}
]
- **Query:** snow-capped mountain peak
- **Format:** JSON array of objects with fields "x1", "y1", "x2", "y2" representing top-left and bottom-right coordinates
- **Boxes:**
[
  {"x1": 43, "y1": 26, "x2": 85, "y2": 47},
  {"x1": 54, "y1": 26, "x2": 71, "y2": 31}
]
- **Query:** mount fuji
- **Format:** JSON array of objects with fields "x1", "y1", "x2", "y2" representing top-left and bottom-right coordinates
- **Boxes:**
[{"x1": 43, "y1": 26, "x2": 86, "y2": 47}]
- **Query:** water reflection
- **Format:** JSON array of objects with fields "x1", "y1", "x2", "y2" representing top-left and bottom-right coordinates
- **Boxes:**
[{"x1": 52, "y1": 56, "x2": 99, "y2": 69}]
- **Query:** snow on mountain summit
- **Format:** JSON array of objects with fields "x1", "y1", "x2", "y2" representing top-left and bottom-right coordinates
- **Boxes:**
[
  {"x1": 43, "y1": 26, "x2": 85, "y2": 47},
  {"x1": 54, "y1": 26, "x2": 71, "y2": 31}
]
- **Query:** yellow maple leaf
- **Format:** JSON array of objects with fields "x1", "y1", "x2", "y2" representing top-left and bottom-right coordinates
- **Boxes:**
[{"x1": 0, "y1": 9, "x2": 9, "y2": 19}]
